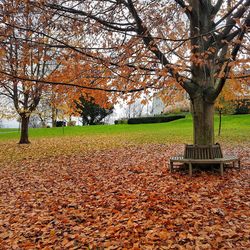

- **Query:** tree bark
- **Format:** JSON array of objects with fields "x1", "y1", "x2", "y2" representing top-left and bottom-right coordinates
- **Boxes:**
[
  {"x1": 191, "y1": 96, "x2": 214, "y2": 145},
  {"x1": 19, "y1": 114, "x2": 30, "y2": 144}
]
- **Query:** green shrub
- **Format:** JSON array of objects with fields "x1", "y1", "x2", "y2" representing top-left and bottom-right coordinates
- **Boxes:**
[
  {"x1": 235, "y1": 99, "x2": 250, "y2": 114},
  {"x1": 114, "y1": 119, "x2": 128, "y2": 125},
  {"x1": 127, "y1": 115, "x2": 185, "y2": 124},
  {"x1": 56, "y1": 121, "x2": 66, "y2": 127}
]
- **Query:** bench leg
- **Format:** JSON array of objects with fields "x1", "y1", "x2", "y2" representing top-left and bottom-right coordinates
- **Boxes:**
[
  {"x1": 220, "y1": 163, "x2": 224, "y2": 176},
  {"x1": 238, "y1": 159, "x2": 241, "y2": 170},
  {"x1": 189, "y1": 163, "x2": 192, "y2": 177},
  {"x1": 170, "y1": 161, "x2": 173, "y2": 173}
]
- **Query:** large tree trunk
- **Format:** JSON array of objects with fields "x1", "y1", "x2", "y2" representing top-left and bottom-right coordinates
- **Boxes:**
[
  {"x1": 191, "y1": 96, "x2": 214, "y2": 145},
  {"x1": 19, "y1": 114, "x2": 30, "y2": 144}
]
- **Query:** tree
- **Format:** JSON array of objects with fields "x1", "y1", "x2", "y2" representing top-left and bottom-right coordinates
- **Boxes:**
[
  {"x1": 75, "y1": 94, "x2": 113, "y2": 125},
  {"x1": 215, "y1": 77, "x2": 250, "y2": 135},
  {"x1": 1, "y1": 1, "x2": 250, "y2": 145},
  {"x1": 46, "y1": 53, "x2": 117, "y2": 125},
  {"x1": 125, "y1": 99, "x2": 146, "y2": 118},
  {"x1": 0, "y1": 0, "x2": 62, "y2": 143},
  {"x1": 43, "y1": 0, "x2": 250, "y2": 145},
  {"x1": 34, "y1": 93, "x2": 54, "y2": 127}
]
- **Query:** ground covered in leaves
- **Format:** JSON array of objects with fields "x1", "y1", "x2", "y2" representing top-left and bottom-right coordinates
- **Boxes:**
[{"x1": 0, "y1": 142, "x2": 249, "y2": 249}]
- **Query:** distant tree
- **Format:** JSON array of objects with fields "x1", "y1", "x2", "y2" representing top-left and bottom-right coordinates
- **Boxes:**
[
  {"x1": 29, "y1": 115, "x2": 41, "y2": 128},
  {"x1": 0, "y1": 96, "x2": 18, "y2": 125},
  {"x1": 216, "y1": 77, "x2": 249, "y2": 135},
  {"x1": 31, "y1": 94, "x2": 53, "y2": 128},
  {"x1": 75, "y1": 95, "x2": 113, "y2": 125},
  {"x1": 125, "y1": 99, "x2": 145, "y2": 118},
  {"x1": 0, "y1": 0, "x2": 62, "y2": 143}
]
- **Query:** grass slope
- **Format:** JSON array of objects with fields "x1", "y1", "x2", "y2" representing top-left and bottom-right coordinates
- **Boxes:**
[
  {"x1": 0, "y1": 114, "x2": 249, "y2": 143},
  {"x1": 0, "y1": 114, "x2": 249, "y2": 164}
]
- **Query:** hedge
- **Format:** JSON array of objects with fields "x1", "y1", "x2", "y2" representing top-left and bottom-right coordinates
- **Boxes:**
[
  {"x1": 114, "y1": 119, "x2": 128, "y2": 125},
  {"x1": 56, "y1": 121, "x2": 66, "y2": 127},
  {"x1": 235, "y1": 99, "x2": 250, "y2": 114},
  {"x1": 127, "y1": 115, "x2": 185, "y2": 124}
]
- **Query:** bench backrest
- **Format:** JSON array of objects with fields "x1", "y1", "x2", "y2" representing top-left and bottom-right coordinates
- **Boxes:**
[{"x1": 184, "y1": 144, "x2": 223, "y2": 159}]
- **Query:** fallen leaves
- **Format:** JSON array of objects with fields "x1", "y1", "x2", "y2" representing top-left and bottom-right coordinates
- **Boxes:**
[{"x1": 0, "y1": 142, "x2": 249, "y2": 249}]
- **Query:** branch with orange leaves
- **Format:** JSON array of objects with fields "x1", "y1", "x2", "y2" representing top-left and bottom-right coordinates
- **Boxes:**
[{"x1": 0, "y1": 70, "x2": 162, "y2": 94}]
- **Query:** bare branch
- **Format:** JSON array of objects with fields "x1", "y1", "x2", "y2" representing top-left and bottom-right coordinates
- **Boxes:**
[
  {"x1": 212, "y1": 0, "x2": 224, "y2": 15},
  {"x1": 45, "y1": 3, "x2": 136, "y2": 32},
  {"x1": 218, "y1": 0, "x2": 250, "y2": 40},
  {"x1": 213, "y1": 13, "x2": 249, "y2": 99},
  {"x1": 174, "y1": 0, "x2": 192, "y2": 18}
]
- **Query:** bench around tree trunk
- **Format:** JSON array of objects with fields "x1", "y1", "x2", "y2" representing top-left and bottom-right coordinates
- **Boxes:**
[{"x1": 169, "y1": 144, "x2": 240, "y2": 176}]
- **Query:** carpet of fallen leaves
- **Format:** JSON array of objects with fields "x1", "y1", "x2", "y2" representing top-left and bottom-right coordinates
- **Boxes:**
[{"x1": 0, "y1": 142, "x2": 249, "y2": 249}]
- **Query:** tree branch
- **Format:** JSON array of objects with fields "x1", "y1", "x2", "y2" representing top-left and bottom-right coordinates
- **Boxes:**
[
  {"x1": 212, "y1": 0, "x2": 224, "y2": 15},
  {"x1": 45, "y1": 3, "x2": 136, "y2": 32},
  {"x1": 174, "y1": 0, "x2": 192, "y2": 19},
  {"x1": 214, "y1": 0, "x2": 245, "y2": 27},
  {"x1": 218, "y1": 0, "x2": 250, "y2": 40},
  {"x1": 126, "y1": 0, "x2": 187, "y2": 86},
  {"x1": 212, "y1": 13, "x2": 249, "y2": 99},
  {"x1": 0, "y1": 70, "x2": 160, "y2": 94}
]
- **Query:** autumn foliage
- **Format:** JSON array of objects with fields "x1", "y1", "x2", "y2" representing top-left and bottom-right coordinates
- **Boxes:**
[
  {"x1": 0, "y1": 142, "x2": 249, "y2": 249},
  {"x1": 0, "y1": 1, "x2": 249, "y2": 248}
]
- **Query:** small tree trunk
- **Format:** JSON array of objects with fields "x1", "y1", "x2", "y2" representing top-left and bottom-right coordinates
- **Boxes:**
[
  {"x1": 51, "y1": 107, "x2": 57, "y2": 127},
  {"x1": 191, "y1": 96, "x2": 214, "y2": 145},
  {"x1": 19, "y1": 114, "x2": 30, "y2": 144},
  {"x1": 218, "y1": 109, "x2": 222, "y2": 136}
]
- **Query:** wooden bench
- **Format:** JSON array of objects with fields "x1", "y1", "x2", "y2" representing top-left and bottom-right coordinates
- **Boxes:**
[{"x1": 170, "y1": 144, "x2": 240, "y2": 176}]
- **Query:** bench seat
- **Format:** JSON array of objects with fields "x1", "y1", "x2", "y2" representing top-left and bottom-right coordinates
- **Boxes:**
[{"x1": 170, "y1": 145, "x2": 240, "y2": 176}]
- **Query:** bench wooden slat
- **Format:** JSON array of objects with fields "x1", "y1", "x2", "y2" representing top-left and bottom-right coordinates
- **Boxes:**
[
  {"x1": 170, "y1": 156, "x2": 239, "y2": 163},
  {"x1": 184, "y1": 144, "x2": 224, "y2": 159},
  {"x1": 170, "y1": 144, "x2": 240, "y2": 176}
]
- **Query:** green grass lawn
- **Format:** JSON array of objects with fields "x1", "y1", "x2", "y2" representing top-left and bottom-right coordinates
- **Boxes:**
[
  {"x1": 0, "y1": 114, "x2": 249, "y2": 143},
  {"x1": 0, "y1": 114, "x2": 249, "y2": 164}
]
